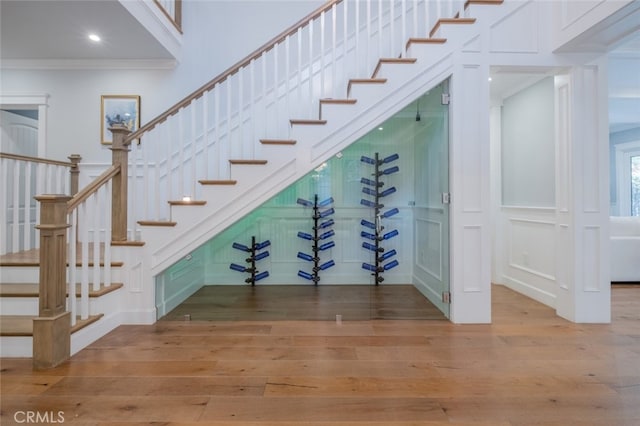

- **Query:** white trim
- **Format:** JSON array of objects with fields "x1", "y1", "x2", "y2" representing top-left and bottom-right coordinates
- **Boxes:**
[{"x1": 1, "y1": 59, "x2": 178, "y2": 70}]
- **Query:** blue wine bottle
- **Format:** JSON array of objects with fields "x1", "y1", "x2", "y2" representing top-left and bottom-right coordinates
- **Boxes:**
[
  {"x1": 379, "y1": 186, "x2": 396, "y2": 197},
  {"x1": 360, "y1": 155, "x2": 376, "y2": 165},
  {"x1": 297, "y1": 252, "x2": 314, "y2": 262},
  {"x1": 318, "y1": 229, "x2": 335, "y2": 240},
  {"x1": 361, "y1": 177, "x2": 383, "y2": 187},
  {"x1": 255, "y1": 240, "x2": 271, "y2": 250},
  {"x1": 318, "y1": 207, "x2": 335, "y2": 218},
  {"x1": 254, "y1": 251, "x2": 270, "y2": 261},
  {"x1": 381, "y1": 207, "x2": 399, "y2": 218},
  {"x1": 361, "y1": 231, "x2": 378, "y2": 241},
  {"x1": 362, "y1": 262, "x2": 382, "y2": 272},
  {"x1": 230, "y1": 263, "x2": 247, "y2": 272},
  {"x1": 360, "y1": 199, "x2": 383, "y2": 209},
  {"x1": 382, "y1": 229, "x2": 399, "y2": 240},
  {"x1": 319, "y1": 260, "x2": 335, "y2": 270},
  {"x1": 362, "y1": 242, "x2": 383, "y2": 252},
  {"x1": 297, "y1": 231, "x2": 313, "y2": 240},
  {"x1": 361, "y1": 219, "x2": 376, "y2": 229},
  {"x1": 378, "y1": 249, "x2": 397, "y2": 262},
  {"x1": 378, "y1": 165, "x2": 399, "y2": 176},
  {"x1": 255, "y1": 271, "x2": 269, "y2": 281},
  {"x1": 383, "y1": 259, "x2": 399, "y2": 270},
  {"x1": 232, "y1": 242, "x2": 250, "y2": 252},
  {"x1": 362, "y1": 187, "x2": 377, "y2": 196},
  {"x1": 318, "y1": 197, "x2": 334, "y2": 207},
  {"x1": 318, "y1": 241, "x2": 335, "y2": 251},
  {"x1": 382, "y1": 153, "x2": 399, "y2": 164},
  {"x1": 298, "y1": 270, "x2": 314, "y2": 280},
  {"x1": 296, "y1": 198, "x2": 313, "y2": 207},
  {"x1": 315, "y1": 219, "x2": 334, "y2": 230}
]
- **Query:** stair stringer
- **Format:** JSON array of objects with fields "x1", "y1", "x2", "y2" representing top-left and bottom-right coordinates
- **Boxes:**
[{"x1": 139, "y1": 27, "x2": 491, "y2": 280}]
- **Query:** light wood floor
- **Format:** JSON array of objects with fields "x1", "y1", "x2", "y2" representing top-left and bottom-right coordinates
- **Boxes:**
[{"x1": 1, "y1": 284, "x2": 638, "y2": 425}]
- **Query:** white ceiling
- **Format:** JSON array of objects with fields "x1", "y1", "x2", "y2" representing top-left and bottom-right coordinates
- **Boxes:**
[{"x1": 0, "y1": 0, "x2": 173, "y2": 63}]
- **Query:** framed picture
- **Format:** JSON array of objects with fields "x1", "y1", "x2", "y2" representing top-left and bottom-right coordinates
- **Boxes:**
[{"x1": 100, "y1": 95, "x2": 140, "y2": 144}]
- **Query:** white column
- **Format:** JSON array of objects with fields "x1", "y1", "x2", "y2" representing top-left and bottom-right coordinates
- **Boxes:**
[
  {"x1": 449, "y1": 60, "x2": 492, "y2": 324},
  {"x1": 554, "y1": 62, "x2": 610, "y2": 323}
]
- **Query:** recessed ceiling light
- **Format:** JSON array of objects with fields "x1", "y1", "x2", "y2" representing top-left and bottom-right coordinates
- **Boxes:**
[
  {"x1": 88, "y1": 34, "x2": 101, "y2": 42},
  {"x1": 488, "y1": 77, "x2": 493, "y2": 82}
]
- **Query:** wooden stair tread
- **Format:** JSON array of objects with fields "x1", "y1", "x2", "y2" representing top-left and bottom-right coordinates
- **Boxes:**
[
  {"x1": 1, "y1": 245, "x2": 127, "y2": 267},
  {"x1": 0, "y1": 282, "x2": 123, "y2": 298},
  {"x1": 319, "y1": 99, "x2": 358, "y2": 105},
  {"x1": 137, "y1": 220, "x2": 177, "y2": 227},
  {"x1": 406, "y1": 37, "x2": 447, "y2": 50},
  {"x1": 347, "y1": 78, "x2": 387, "y2": 97},
  {"x1": 229, "y1": 159, "x2": 268, "y2": 165},
  {"x1": 168, "y1": 200, "x2": 207, "y2": 206},
  {"x1": 1, "y1": 260, "x2": 123, "y2": 268},
  {"x1": 289, "y1": 119, "x2": 327, "y2": 125},
  {"x1": 465, "y1": 0, "x2": 504, "y2": 9},
  {"x1": 260, "y1": 139, "x2": 297, "y2": 145},
  {"x1": 111, "y1": 240, "x2": 145, "y2": 247},
  {"x1": 199, "y1": 179, "x2": 238, "y2": 185},
  {"x1": 429, "y1": 17, "x2": 476, "y2": 38},
  {"x1": 0, "y1": 313, "x2": 104, "y2": 336},
  {"x1": 372, "y1": 58, "x2": 417, "y2": 78}
]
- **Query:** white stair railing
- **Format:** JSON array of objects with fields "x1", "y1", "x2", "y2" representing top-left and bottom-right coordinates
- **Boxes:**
[
  {"x1": 66, "y1": 166, "x2": 117, "y2": 326},
  {"x1": 126, "y1": 0, "x2": 467, "y2": 237},
  {"x1": 0, "y1": 153, "x2": 80, "y2": 255}
]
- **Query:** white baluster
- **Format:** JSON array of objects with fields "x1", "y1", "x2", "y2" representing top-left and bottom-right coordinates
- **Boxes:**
[
  {"x1": 104, "y1": 180, "x2": 112, "y2": 288},
  {"x1": 203, "y1": 91, "x2": 210, "y2": 178},
  {"x1": 0, "y1": 158, "x2": 8, "y2": 254},
  {"x1": 23, "y1": 160, "x2": 32, "y2": 251},
  {"x1": 68, "y1": 210, "x2": 77, "y2": 326},
  {"x1": 12, "y1": 159, "x2": 20, "y2": 252},
  {"x1": 80, "y1": 201, "x2": 89, "y2": 320},
  {"x1": 92, "y1": 192, "x2": 100, "y2": 293}
]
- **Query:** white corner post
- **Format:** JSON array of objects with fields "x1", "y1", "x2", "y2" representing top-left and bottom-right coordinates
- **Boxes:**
[
  {"x1": 554, "y1": 61, "x2": 611, "y2": 323},
  {"x1": 449, "y1": 58, "x2": 493, "y2": 324}
]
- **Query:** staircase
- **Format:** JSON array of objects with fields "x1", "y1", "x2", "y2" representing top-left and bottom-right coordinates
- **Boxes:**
[
  {"x1": 1, "y1": 0, "x2": 510, "y2": 359},
  {"x1": 128, "y1": 0, "x2": 506, "y2": 276}
]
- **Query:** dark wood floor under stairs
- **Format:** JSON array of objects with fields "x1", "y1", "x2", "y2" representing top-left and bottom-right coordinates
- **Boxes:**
[
  {"x1": 161, "y1": 284, "x2": 447, "y2": 321},
  {"x1": 1, "y1": 285, "x2": 638, "y2": 425}
]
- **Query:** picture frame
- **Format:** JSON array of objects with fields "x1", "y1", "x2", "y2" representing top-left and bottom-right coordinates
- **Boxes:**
[{"x1": 100, "y1": 95, "x2": 140, "y2": 144}]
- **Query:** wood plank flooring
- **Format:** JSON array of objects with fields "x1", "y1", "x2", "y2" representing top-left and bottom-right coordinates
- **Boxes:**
[
  {"x1": 161, "y1": 285, "x2": 447, "y2": 321},
  {"x1": 1, "y1": 284, "x2": 638, "y2": 425}
]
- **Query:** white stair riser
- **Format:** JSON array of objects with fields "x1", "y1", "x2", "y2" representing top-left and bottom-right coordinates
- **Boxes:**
[
  {"x1": 0, "y1": 336, "x2": 31, "y2": 357},
  {"x1": 0, "y1": 293, "x2": 120, "y2": 316},
  {"x1": 0, "y1": 298, "x2": 37, "y2": 315}
]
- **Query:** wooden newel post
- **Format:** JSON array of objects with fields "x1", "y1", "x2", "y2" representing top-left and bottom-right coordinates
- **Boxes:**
[
  {"x1": 68, "y1": 154, "x2": 82, "y2": 196},
  {"x1": 33, "y1": 194, "x2": 72, "y2": 369},
  {"x1": 110, "y1": 126, "x2": 131, "y2": 242}
]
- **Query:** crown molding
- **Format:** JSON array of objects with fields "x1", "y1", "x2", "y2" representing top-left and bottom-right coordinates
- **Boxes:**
[{"x1": 0, "y1": 59, "x2": 178, "y2": 70}]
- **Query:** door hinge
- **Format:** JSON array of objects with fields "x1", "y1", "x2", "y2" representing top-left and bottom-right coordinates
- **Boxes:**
[
  {"x1": 441, "y1": 192, "x2": 451, "y2": 204},
  {"x1": 442, "y1": 291, "x2": 451, "y2": 304},
  {"x1": 441, "y1": 93, "x2": 450, "y2": 105}
]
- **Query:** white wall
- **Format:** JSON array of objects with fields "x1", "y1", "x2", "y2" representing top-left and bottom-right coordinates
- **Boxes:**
[
  {"x1": 501, "y1": 77, "x2": 555, "y2": 207},
  {"x1": 0, "y1": 1, "x2": 323, "y2": 166}
]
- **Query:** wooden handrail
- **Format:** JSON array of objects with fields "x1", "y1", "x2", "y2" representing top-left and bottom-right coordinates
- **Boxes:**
[
  {"x1": 125, "y1": 0, "x2": 342, "y2": 144},
  {"x1": 0, "y1": 152, "x2": 74, "y2": 168},
  {"x1": 67, "y1": 165, "x2": 120, "y2": 213}
]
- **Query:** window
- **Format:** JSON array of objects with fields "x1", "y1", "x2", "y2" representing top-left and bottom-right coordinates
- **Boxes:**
[
  {"x1": 615, "y1": 141, "x2": 640, "y2": 217},
  {"x1": 632, "y1": 155, "x2": 640, "y2": 216}
]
